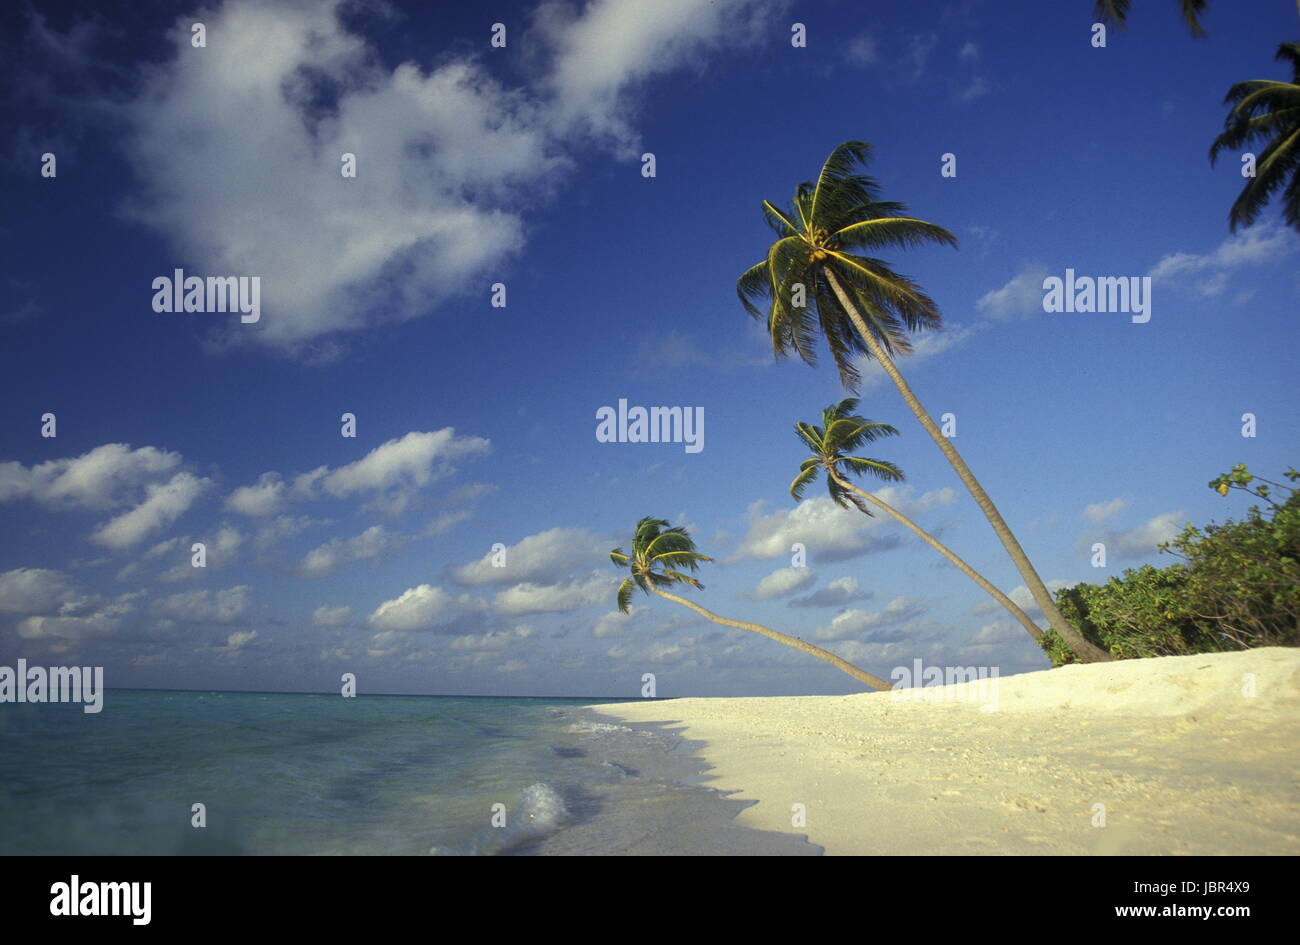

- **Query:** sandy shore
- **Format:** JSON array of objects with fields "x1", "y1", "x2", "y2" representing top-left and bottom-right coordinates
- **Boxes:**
[{"x1": 590, "y1": 648, "x2": 1300, "y2": 855}]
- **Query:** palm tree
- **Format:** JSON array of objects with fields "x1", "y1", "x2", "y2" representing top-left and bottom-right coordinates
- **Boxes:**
[
  {"x1": 610, "y1": 517, "x2": 891, "y2": 690},
  {"x1": 737, "y1": 140, "x2": 1111, "y2": 662},
  {"x1": 1093, "y1": 0, "x2": 1209, "y2": 37},
  {"x1": 1210, "y1": 41, "x2": 1300, "y2": 234},
  {"x1": 791, "y1": 399, "x2": 1046, "y2": 644}
]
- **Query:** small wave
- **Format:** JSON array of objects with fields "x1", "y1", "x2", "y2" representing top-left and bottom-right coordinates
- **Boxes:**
[
  {"x1": 430, "y1": 782, "x2": 571, "y2": 856},
  {"x1": 567, "y1": 720, "x2": 631, "y2": 735}
]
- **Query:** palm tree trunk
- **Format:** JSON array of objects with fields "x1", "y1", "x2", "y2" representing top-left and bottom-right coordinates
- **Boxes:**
[
  {"x1": 650, "y1": 586, "x2": 890, "y2": 690},
  {"x1": 823, "y1": 268, "x2": 1111, "y2": 663},
  {"x1": 829, "y1": 470, "x2": 1045, "y2": 643}
]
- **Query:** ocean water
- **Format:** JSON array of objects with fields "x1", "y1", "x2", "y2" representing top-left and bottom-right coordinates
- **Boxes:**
[{"x1": 0, "y1": 690, "x2": 819, "y2": 856}]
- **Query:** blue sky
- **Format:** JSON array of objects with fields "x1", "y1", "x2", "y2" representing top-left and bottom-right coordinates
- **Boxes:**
[{"x1": 1, "y1": 0, "x2": 1296, "y2": 697}]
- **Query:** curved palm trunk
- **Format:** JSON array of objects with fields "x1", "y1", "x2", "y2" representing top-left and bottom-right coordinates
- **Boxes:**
[
  {"x1": 823, "y1": 268, "x2": 1112, "y2": 663},
  {"x1": 650, "y1": 586, "x2": 890, "y2": 690},
  {"x1": 828, "y1": 470, "x2": 1044, "y2": 642}
]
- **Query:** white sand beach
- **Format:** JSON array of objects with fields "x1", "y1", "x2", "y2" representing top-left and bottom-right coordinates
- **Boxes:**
[{"x1": 591, "y1": 648, "x2": 1300, "y2": 855}]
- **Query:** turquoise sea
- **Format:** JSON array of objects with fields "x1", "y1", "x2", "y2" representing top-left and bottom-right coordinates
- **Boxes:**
[{"x1": 0, "y1": 690, "x2": 818, "y2": 855}]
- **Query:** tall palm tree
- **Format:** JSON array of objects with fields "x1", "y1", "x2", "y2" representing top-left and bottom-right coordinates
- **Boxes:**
[
  {"x1": 1093, "y1": 0, "x2": 1209, "y2": 37},
  {"x1": 737, "y1": 141, "x2": 1111, "y2": 662},
  {"x1": 791, "y1": 399, "x2": 1046, "y2": 644},
  {"x1": 1210, "y1": 41, "x2": 1300, "y2": 234},
  {"x1": 610, "y1": 517, "x2": 891, "y2": 690}
]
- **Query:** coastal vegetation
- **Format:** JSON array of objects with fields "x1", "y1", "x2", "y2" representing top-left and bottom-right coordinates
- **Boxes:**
[{"x1": 1038, "y1": 466, "x2": 1300, "y2": 665}]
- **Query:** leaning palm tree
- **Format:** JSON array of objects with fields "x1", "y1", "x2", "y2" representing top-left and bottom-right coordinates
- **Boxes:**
[
  {"x1": 1093, "y1": 0, "x2": 1209, "y2": 37},
  {"x1": 791, "y1": 399, "x2": 1045, "y2": 644},
  {"x1": 737, "y1": 141, "x2": 1111, "y2": 662},
  {"x1": 610, "y1": 517, "x2": 890, "y2": 690},
  {"x1": 1210, "y1": 41, "x2": 1300, "y2": 234}
]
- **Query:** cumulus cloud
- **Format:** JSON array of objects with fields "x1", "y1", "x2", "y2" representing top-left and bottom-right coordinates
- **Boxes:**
[
  {"x1": 492, "y1": 571, "x2": 614, "y2": 616},
  {"x1": 452, "y1": 527, "x2": 608, "y2": 586},
  {"x1": 789, "y1": 576, "x2": 870, "y2": 609},
  {"x1": 365, "y1": 584, "x2": 483, "y2": 632},
  {"x1": 104, "y1": 0, "x2": 781, "y2": 355},
  {"x1": 0, "y1": 568, "x2": 80, "y2": 614},
  {"x1": 311, "y1": 604, "x2": 352, "y2": 627},
  {"x1": 1083, "y1": 497, "x2": 1127, "y2": 523},
  {"x1": 0, "y1": 443, "x2": 182, "y2": 510},
  {"x1": 151, "y1": 585, "x2": 252, "y2": 624},
  {"x1": 749, "y1": 566, "x2": 817, "y2": 600},
  {"x1": 226, "y1": 472, "x2": 287, "y2": 517},
  {"x1": 733, "y1": 488, "x2": 955, "y2": 564},
  {"x1": 1149, "y1": 223, "x2": 1299, "y2": 298},
  {"x1": 810, "y1": 596, "x2": 928, "y2": 642},
  {"x1": 1095, "y1": 511, "x2": 1186, "y2": 561},
  {"x1": 298, "y1": 525, "x2": 410, "y2": 578},
  {"x1": 977, "y1": 266, "x2": 1050, "y2": 320},
  {"x1": 15, "y1": 594, "x2": 140, "y2": 646},
  {"x1": 449, "y1": 626, "x2": 534, "y2": 652},
  {"x1": 90, "y1": 472, "x2": 210, "y2": 550},
  {"x1": 230, "y1": 430, "x2": 489, "y2": 518}
]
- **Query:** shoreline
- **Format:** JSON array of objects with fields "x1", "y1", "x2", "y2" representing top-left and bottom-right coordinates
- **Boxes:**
[{"x1": 589, "y1": 648, "x2": 1300, "y2": 855}]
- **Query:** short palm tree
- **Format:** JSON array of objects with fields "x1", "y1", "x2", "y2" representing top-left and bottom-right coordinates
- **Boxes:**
[
  {"x1": 1093, "y1": 0, "x2": 1209, "y2": 37},
  {"x1": 791, "y1": 399, "x2": 1046, "y2": 644},
  {"x1": 1210, "y1": 41, "x2": 1300, "y2": 234},
  {"x1": 610, "y1": 517, "x2": 890, "y2": 690},
  {"x1": 737, "y1": 141, "x2": 1111, "y2": 662}
]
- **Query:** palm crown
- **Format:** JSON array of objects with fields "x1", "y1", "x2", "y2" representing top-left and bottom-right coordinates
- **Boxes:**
[
  {"x1": 610, "y1": 517, "x2": 712, "y2": 613},
  {"x1": 790, "y1": 399, "x2": 904, "y2": 514},
  {"x1": 736, "y1": 141, "x2": 956, "y2": 390},
  {"x1": 1093, "y1": 0, "x2": 1208, "y2": 37},
  {"x1": 1211, "y1": 41, "x2": 1300, "y2": 233}
]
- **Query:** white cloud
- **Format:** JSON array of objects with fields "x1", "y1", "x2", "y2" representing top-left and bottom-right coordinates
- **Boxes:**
[
  {"x1": 1005, "y1": 579, "x2": 1075, "y2": 619},
  {"x1": 734, "y1": 488, "x2": 955, "y2": 563},
  {"x1": 226, "y1": 472, "x2": 287, "y2": 517},
  {"x1": 90, "y1": 472, "x2": 210, "y2": 550},
  {"x1": 231, "y1": 430, "x2": 489, "y2": 518},
  {"x1": 0, "y1": 443, "x2": 183, "y2": 510},
  {"x1": 1083, "y1": 497, "x2": 1126, "y2": 523},
  {"x1": 810, "y1": 596, "x2": 927, "y2": 642},
  {"x1": 367, "y1": 584, "x2": 458, "y2": 632},
  {"x1": 449, "y1": 626, "x2": 534, "y2": 652},
  {"x1": 492, "y1": 571, "x2": 615, "y2": 616},
  {"x1": 152, "y1": 585, "x2": 251, "y2": 624},
  {"x1": 789, "y1": 576, "x2": 869, "y2": 609},
  {"x1": 114, "y1": 0, "x2": 780, "y2": 354},
  {"x1": 220, "y1": 629, "x2": 258, "y2": 651},
  {"x1": 0, "y1": 568, "x2": 80, "y2": 614},
  {"x1": 1102, "y1": 511, "x2": 1185, "y2": 561},
  {"x1": 977, "y1": 266, "x2": 1050, "y2": 320},
  {"x1": 15, "y1": 594, "x2": 139, "y2": 645},
  {"x1": 855, "y1": 325, "x2": 976, "y2": 389},
  {"x1": 311, "y1": 604, "x2": 352, "y2": 627},
  {"x1": 750, "y1": 566, "x2": 817, "y2": 600},
  {"x1": 453, "y1": 527, "x2": 608, "y2": 586},
  {"x1": 1149, "y1": 222, "x2": 1299, "y2": 298},
  {"x1": 298, "y1": 525, "x2": 409, "y2": 578}
]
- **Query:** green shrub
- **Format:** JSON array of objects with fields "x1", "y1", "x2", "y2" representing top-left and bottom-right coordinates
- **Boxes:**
[{"x1": 1039, "y1": 465, "x2": 1300, "y2": 665}]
